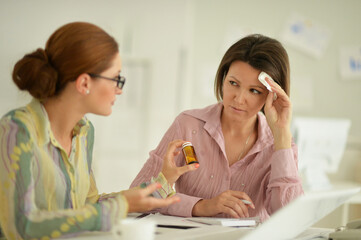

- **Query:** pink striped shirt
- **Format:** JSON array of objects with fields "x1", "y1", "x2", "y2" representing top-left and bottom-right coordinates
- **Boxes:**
[{"x1": 130, "y1": 103, "x2": 303, "y2": 221}]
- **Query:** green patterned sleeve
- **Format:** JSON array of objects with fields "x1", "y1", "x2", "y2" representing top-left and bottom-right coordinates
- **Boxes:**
[{"x1": 0, "y1": 114, "x2": 128, "y2": 240}]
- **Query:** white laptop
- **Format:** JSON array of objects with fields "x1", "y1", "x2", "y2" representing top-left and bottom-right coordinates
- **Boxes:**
[{"x1": 156, "y1": 187, "x2": 360, "y2": 240}]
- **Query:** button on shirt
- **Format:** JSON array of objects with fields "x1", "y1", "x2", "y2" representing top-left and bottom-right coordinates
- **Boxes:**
[{"x1": 131, "y1": 103, "x2": 303, "y2": 222}]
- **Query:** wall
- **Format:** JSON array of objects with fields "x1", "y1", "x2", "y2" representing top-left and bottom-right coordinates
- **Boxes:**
[
  {"x1": 0, "y1": 0, "x2": 189, "y2": 192},
  {"x1": 1, "y1": 0, "x2": 361, "y2": 226},
  {"x1": 187, "y1": 0, "x2": 361, "y2": 138}
]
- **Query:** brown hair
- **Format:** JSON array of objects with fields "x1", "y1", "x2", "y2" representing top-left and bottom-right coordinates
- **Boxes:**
[
  {"x1": 215, "y1": 34, "x2": 290, "y2": 102},
  {"x1": 12, "y1": 22, "x2": 119, "y2": 99}
]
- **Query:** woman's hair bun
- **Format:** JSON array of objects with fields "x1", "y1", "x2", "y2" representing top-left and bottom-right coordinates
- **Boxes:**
[{"x1": 12, "y1": 48, "x2": 58, "y2": 99}]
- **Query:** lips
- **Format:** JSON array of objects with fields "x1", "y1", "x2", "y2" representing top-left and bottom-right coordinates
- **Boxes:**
[{"x1": 231, "y1": 106, "x2": 245, "y2": 112}]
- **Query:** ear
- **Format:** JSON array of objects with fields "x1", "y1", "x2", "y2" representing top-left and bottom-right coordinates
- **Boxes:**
[{"x1": 75, "y1": 73, "x2": 92, "y2": 95}]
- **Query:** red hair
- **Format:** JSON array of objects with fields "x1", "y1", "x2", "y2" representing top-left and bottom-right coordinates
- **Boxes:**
[{"x1": 12, "y1": 22, "x2": 118, "y2": 99}]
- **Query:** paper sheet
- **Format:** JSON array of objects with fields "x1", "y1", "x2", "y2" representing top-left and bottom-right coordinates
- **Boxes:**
[
  {"x1": 339, "y1": 46, "x2": 361, "y2": 79},
  {"x1": 281, "y1": 13, "x2": 331, "y2": 59},
  {"x1": 292, "y1": 117, "x2": 351, "y2": 173}
]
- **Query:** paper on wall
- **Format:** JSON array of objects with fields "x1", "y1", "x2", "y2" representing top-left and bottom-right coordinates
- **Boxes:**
[
  {"x1": 292, "y1": 117, "x2": 351, "y2": 191},
  {"x1": 339, "y1": 46, "x2": 361, "y2": 79},
  {"x1": 281, "y1": 13, "x2": 331, "y2": 59},
  {"x1": 292, "y1": 117, "x2": 351, "y2": 173}
]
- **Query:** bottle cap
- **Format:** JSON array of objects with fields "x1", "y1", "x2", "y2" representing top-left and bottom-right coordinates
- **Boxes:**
[{"x1": 182, "y1": 142, "x2": 192, "y2": 148}]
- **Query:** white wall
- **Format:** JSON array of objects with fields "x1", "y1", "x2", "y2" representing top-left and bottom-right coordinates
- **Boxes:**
[
  {"x1": 1, "y1": 1, "x2": 361, "y2": 202},
  {"x1": 188, "y1": 0, "x2": 361, "y2": 137},
  {"x1": 0, "y1": 0, "x2": 189, "y2": 192}
]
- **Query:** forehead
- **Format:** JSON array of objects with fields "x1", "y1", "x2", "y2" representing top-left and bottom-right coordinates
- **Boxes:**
[{"x1": 227, "y1": 61, "x2": 261, "y2": 82}]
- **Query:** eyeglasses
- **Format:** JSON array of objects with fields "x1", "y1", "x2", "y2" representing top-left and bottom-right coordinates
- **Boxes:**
[{"x1": 88, "y1": 73, "x2": 126, "y2": 90}]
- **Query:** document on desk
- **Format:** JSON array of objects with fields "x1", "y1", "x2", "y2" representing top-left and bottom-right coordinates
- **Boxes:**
[
  {"x1": 185, "y1": 217, "x2": 259, "y2": 227},
  {"x1": 140, "y1": 213, "x2": 207, "y2": 228}
]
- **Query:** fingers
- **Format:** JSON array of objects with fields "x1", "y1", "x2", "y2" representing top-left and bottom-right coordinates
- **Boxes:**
[
  {"x1": 226, "y1": 190, "x2": 255, "y2": 209},
  {"x1": 140, "y1": 182, "x2": 162, "y2": 197},
  {"x1": 173, "y1": 150, "x2": 181, "y2": 157},
  {"x1": 177, "y1": 163, "x2": 199, "y2": 175},
  {"x1": 223, "y1": 199, "x2": 249, "y2": 218},
  {"x1": 265, "y1": 91, "x2": 275, "y2": 111},
  {"x1": 209, "y1": 191, "x2": 255, "y2": 218},
  {"x1": 265, "y1": 77, "x2": 290, "y2": 104},
  {"x1": 219, "y1": 205, "x2": 240, "y2": 218},
  {"x1": 126, "y1": 184, "x2": 181, "y2": 213},
  {"x1": 165, "y1": 139, "x2": 185, "y2": 160},
  {"x1": 223, "y1": 194, "x2": 253, "y2": 218},
  {"x1": 213, "y1": 197, "x2": 249, "y2": 218}
]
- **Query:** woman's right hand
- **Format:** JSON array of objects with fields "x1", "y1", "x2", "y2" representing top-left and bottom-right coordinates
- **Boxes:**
[
  {"x1": 161, "y1": 139, "x2": 199, "y2": 186},
  {"x1": 122, "y1": 183, "x2": 180, "y2": 213},
  {"x1": 192, "y1": 190, "x2": 255, "y2": 218}
]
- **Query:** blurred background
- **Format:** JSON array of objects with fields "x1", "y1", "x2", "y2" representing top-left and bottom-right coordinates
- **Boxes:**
[{"x1": 1, "y1": 0, "x2": 361, "y2": 228}]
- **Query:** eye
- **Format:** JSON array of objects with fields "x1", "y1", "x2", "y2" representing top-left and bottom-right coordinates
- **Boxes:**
[
  {"x1": 250, "y1": 88, "x2": 261, "y2": 94},
  {"x1": 229, "y1": 80, "x2": 238, "y2": 86}
]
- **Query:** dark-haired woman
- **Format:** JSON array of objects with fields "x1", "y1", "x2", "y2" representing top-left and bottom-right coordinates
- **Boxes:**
[
  {"x1": 131, "y1": 34, "x2": 304, "y2": 222},
  {"x1": 0, "y1": 22, "x2": 197, "y2": 240}
]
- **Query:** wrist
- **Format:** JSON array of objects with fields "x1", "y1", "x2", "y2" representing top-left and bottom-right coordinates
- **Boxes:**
[
  {"x1": 161, "y1": 170, "x2": 174, "y2": 186},
  {"x1": 273, "y1": 129, "x2": 292, "y2": 150},
  {"x1": 192, "y1": 199, "x2": 205, "y2": 216},
  {"x1": 156, "y1": 171, "x2": 174, "y2": 186}
]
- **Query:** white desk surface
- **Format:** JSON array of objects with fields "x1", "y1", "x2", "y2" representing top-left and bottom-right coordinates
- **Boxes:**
[
  {"x1": 332, "y1": 181, "x2": 361, "y2": 204},
  {"x1": 57, "y1": 227, "x2": 332, "y2": 240},
  {"x1": 306, "y1": 180, "x2": 361, "y2": 204},
  {"x1": 55, "y1": 182, "x2": 361, "y2": 240},
  {"x1": 58, "y1": 213, "x2": 334, "y2": 240}
]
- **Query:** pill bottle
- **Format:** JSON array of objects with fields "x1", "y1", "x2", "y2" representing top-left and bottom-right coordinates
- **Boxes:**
[{"x1": 182, "y1": 142, "x2": 199, "y2": 165}]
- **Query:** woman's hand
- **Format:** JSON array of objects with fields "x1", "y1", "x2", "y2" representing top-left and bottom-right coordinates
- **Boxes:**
[
  {"x1": 264, "y1": 77, "x2": 292, "y2": 150},
  {"x1": 122, "y1": 183, "x2": 180, "y2": 213},
  {"x1": 192, "y1": 190, "x2": 255, "y2": 218},
  {"x1": 162, "y1": 139, "x2": 199, "y2": 186}
]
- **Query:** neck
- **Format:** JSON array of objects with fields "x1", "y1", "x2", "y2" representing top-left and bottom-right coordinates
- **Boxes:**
[
  {"x1": 221, "y1": 110, "x2": 258, "y2": 138},
  {"x1": 43, "y1": 94, "x2": 84, "y2": 141}
]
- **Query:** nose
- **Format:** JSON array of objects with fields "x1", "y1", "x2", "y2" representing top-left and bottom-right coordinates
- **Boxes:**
[
  {"x1": 116, "y1": 88, "x2": 123, "y2": 95},
  {"x1": 234, "y1": 90, "x2": 247, "y2": 104}
]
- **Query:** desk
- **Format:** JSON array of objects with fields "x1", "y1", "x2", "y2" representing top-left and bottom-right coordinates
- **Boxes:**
[
  {"x1": 58, "y1": 214, "x2": 334, "y2": 240},
  {"x1": 330, "y1": 181, "x2": 361, "y2": 225},
  {"x1": 58, "y1": 227, "x2": 333, "y2": 240}
]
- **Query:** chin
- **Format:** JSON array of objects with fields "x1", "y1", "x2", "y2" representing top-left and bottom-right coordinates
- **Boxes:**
[
  {"x1": 96, "y1": 109, "x2": 112, "y2": 116},
  {"x1": 104, "y1": 110, "x2": 112, "y2": 116}
]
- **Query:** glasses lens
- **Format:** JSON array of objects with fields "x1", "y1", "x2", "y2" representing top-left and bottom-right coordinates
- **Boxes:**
[{"x1": 118, "y1": 76, "x2": 125, "y2": 89}]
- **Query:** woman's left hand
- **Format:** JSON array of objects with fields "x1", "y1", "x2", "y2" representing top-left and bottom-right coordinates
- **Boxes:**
[
  {"x1": 264, "y1": 77, "x2": 292, "y2": 150},
  {"x1": 122, "y1": 183, "x2": 180, "y2": 213}
]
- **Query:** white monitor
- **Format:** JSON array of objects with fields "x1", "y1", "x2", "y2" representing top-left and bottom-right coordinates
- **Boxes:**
[{"x1": 291, "y1": 117, "x2": 351, "y2": 191}]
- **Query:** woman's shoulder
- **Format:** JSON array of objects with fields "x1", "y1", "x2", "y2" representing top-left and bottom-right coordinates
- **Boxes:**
[
  {"x1": 1, "y1": 106, "x2": 30, "y2": 125},
  {"x1": 0, "y1": 106, "x2": 34, "y2": 141},
  {"x1": 178, "y1": 103, "x2": 221, "y2": 122}
]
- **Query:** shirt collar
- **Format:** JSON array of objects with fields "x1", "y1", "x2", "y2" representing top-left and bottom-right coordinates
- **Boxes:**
[
  {"x1": 182, "y1": 103, "x2": 226, "y2": 156},
  {"x1": 26, "y1": 98, "x2": 90, "y2": 146},
  {"x1": 183, "y1": 102, "x2": 274, "y2": 155},
  {"x1": 183, "y1": 102, "x2": 223, "y2": 128}
]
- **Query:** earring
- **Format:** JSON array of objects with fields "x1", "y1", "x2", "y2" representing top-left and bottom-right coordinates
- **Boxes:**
[{"x1": 86, "y1": 89, "x2": 90, "y2": 95}]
